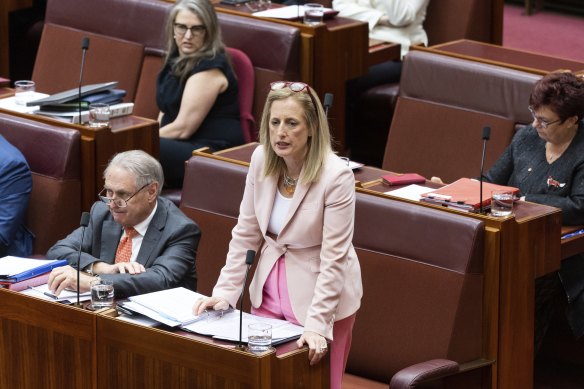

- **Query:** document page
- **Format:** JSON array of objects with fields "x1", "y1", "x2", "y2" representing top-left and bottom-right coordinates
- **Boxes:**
[
  {"x1": 128, "y1": 287, "x2": 209, "y2": 325},
  {"x1": 385, "y1": 184, "x2": 432, "y2": 201},
  {"x1": 0, "y1": 256, "x2": 63, "y2": 278},
  {"x1": 21, "y1": 284, "x2": 91, "y2": 302},
  {"x1": 183, "y1": 310, "x2": 304, "y2": 344}
]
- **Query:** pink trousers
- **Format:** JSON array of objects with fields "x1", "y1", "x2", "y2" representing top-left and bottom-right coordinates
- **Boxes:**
[{"x1": 251, "y1": 256, "x2": 356, "y2": 389}]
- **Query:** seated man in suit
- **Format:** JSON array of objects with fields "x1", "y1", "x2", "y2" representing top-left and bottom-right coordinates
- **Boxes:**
[
  {"x1": 0, "y1": 135, "x2": 33, "y2": 257},
  {"x1": 47, "y1": 150, "x2": 201, "y2": 298}
]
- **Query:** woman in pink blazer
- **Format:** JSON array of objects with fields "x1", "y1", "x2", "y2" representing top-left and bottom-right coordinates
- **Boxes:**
[{"x1": 194, "y1": 81, "x2": 362, "y2": 388}]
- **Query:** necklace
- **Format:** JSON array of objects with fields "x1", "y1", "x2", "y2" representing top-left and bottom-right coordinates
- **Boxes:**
[{"x1": 283, "y1": 172, "x2": 297, "y2": 195}]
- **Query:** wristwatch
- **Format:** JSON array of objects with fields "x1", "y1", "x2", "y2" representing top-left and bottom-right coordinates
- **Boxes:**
[{"x1": 84, "y1": 263, "x2": 95, "y2": 276}]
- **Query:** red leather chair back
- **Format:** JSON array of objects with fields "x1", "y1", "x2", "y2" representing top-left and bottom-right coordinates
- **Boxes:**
[{"x1": 227, "y1": 47, "x2": 256, "y2": 143}]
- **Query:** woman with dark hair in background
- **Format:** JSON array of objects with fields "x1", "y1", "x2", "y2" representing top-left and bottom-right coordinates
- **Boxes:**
[{"x1": 484, "y1": 72, "x2": 584, "y2": 351}]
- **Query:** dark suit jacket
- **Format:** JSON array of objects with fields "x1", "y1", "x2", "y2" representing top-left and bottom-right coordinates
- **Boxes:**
[
  {"x1": 46, "y1": 197, "x2": 201, "y2": 298},
  {"x1": 0, "y1": 135, "x2": 33, "y2": 257}
]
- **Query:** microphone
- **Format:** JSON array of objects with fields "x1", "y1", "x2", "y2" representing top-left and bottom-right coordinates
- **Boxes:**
[
  {"x1": 323, "y1": 93, "x2": 333, "y2": 117},
  {"x1": 78, "y1": 37, "x2": 90, "y2": 125},
  {"x1": 236, "y1": 249, "x2": 256, "y2": 350},
  {"x1": 479, "y1": 126, "x2": 491, "y2": 214},
  {"x1": 75, "y1": 212, "x2": 90, "y2": 307}
]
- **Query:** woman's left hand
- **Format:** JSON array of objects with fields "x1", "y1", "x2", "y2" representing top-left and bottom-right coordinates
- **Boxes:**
[{"x1": 296, "y1": 330, "x2": 328, "y2": 366}]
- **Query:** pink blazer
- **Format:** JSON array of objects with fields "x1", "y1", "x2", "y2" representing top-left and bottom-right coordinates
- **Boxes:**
[{"x1": 212, "y1": 146, "x2": 363, "y2": 340}]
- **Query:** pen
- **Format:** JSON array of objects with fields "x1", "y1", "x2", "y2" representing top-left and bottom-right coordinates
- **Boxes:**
[
  {"x1": 27, "y1": 286, "x2": 59, "y2": 299},
  {"x1": 43, "y1": 291, "x2": 59, "y2": 299},
  {"x1": 561, "y1": 228, "x2": 584, "y2": 240}
]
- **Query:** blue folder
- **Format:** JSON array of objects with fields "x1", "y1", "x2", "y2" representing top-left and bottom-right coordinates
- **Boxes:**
[{"x1": 0, "y1": 259, "x2": 68, "y2": 283}]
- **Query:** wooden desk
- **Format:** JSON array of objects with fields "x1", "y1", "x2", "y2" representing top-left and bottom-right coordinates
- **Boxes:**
[
  {"x1": 214, "y1": 3, "x2": 399, "y2": 153},
  {"x1": 0, "y1": 289, "x2": 96, "y2": 389},
  {"x1": 416, "y1": 39, "x2": 584, "y2": 75},
  {"x1": 0, "y1": 107, "x2": 159, "y2": 211},
  {"x1": 0, "y1": 289, "x2": 327, "y2": 388},
  {"x1": 97, "y1": 315, "x2": 328, "y2": 388}
]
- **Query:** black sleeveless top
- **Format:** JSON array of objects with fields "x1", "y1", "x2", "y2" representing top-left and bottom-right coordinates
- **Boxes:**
[{"x1": 156, "y1": 52, "x2": 244, "y2": 149}]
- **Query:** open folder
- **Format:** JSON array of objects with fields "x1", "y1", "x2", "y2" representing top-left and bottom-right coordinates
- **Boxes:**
[
  {"x1": 121, "y1": 287, "x2": 304, "y2": 344},
  {"x1": 0, "y1": 256, "x2": 68, "y2": 283}
]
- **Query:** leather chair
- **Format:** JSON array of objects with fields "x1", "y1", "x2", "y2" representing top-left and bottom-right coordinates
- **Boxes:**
[
  {"x1": 0, "y1": 112, "x2": 81, "y2": 255},
  {"x1": 381, "y1": 50, "x2": 539, "y2": 183},
  {"x1": 226, "y1": 47, "x2": 257, "y2": 143},
  {"x1": 351, "y1": 0, "x2": 499, "y2": 167}
]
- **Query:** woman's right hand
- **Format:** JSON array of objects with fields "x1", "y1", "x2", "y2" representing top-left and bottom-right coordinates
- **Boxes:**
[{"x1": 192, "y1": 296, "x2": 229, "y2": 316}]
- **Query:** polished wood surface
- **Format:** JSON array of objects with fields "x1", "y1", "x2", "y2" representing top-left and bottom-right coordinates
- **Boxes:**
[
  {"x1": 0, "y1": 289, "x2": 327, "y2": 388},
  {"x1": 0, "y1": 289, "x2": 96, "y2": 389},
  {"x1": 0, "y1": 106, "x2": 159, "y2": 211},
  {"x1": 97, "y1": 316, "x2": 328, "y2": 388},
  {"x1": 417, "y1": 39, "x2": 584, "y2": 75}
]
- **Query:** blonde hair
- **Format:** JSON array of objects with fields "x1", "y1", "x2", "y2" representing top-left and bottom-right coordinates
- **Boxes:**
[{"x1": 258, "y1": 84, "x2": 332, "y2": 184}]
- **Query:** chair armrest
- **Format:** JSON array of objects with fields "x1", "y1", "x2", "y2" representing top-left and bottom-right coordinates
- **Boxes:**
[{"x1": 389, "y1": 359, "x2": 459, "y2": 389}]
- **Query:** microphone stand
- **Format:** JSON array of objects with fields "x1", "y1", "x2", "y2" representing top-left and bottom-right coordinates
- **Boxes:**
[
  {"x1": 479, "y1": 126, "x2": 491, "y2": 214},
  {"x1": 74, "y1": 212, "x2": 90, "y2": 307},
  {"x1": 236, "y1": 249, "x2": 256, "y2": 350},
  {"x1": 78, "y1": 37, "x2": 90, "y2": 125},
  {"x1": 323, "y1": 93, "x2": 333, "y2": 118}
]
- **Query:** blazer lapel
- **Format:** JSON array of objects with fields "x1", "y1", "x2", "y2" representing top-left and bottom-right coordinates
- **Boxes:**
[
  {"x1": 137, "y1": 200, "x2": 167, "y2": 266},
  {"x1": 257, "y1": 174, "x2": 278, "y2": 236},
  {"x1": 101, "y1": 220, "x2": 122, "y2": 262}
]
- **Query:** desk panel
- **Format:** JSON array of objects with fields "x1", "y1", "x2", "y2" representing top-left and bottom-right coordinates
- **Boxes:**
[
  {"x1": 0, "y1": 289, "x2": 96, "y2": 389},
  {"x1": 97, "y1": 315, "x2": 328, "y2": 388},
  {"x1": 418, "y1": 39, "x2": 584, "y2": 75}
]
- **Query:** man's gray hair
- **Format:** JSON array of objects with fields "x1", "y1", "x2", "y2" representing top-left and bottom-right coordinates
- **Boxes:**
[{"x1": 104, "y1": 150, "x2": 164, "y2": 195}]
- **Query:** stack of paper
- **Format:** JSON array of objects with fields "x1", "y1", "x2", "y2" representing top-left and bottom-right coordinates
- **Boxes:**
[{"x1": 121, "y1": 287, "x2": 304, "y2": 345}]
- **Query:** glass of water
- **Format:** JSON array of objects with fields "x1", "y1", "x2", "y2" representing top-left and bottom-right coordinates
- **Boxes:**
[
  {"x1": 248, "y1": 322, "x2": 272, "y2": 353},
  {"x1": 14, "y1": 80, "x2": 36, "y2": 105},
  {"x1": 90, "y1": 279, "x2": 114, "y2": 310},
  {"x1": 491, "y1": 190, "x2": 514, "y2": 217},
  {"x1": 303, "y1": 3, "x2": 324, "y2": 26}
]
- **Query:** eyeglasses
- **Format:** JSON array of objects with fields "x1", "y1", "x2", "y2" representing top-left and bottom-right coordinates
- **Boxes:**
[
  {"x1": 271, "y1": 81, "x2": 311, "y2": 93},
  {"x1": 528, "y1": 106, "x2": 561, "y2": 129},
  {"x1": 98, "y1": 183, "x2": 150, "y2": 208},
  {"x1": 173, "y1": 23, "x2": 206, "y2": 37}
]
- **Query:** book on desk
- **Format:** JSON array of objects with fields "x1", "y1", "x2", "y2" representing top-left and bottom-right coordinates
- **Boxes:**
[
  {"x1": 420, "y1": 178, "x2": 519, "y2": 212},
  {"x1": 0, "y1": 256, "x2": 68, "y2": 289}
]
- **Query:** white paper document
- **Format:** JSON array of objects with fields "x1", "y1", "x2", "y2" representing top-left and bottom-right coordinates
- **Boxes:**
[
  {"x1": 0, "y1": 256, "x2": 63, "y2": 277},
  {"x1": 253, "y1": 5, "x2": 334, "y2": 19},
  {"x1": 385, "y1": 184, "x2": 432, "y2": 201},
  {"x1": 21, "y1": 283, "x2": 91, "y2": 302},
  {"x1": 123, "y1": 287, "x2": 304, "y2": 344},
  {"x1": 184, "y1": 310, "x2": 304, "y2": 344},
  {"x1": 0, "y1": 93, "x2": 49, "y2": 114}
]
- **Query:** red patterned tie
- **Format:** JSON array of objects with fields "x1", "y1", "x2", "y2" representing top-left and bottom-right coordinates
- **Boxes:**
[{"x1": 114, "y1": 227, "x2": 138, "y2": 263}]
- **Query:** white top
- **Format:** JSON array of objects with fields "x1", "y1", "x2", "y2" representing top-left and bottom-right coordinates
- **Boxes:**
[
  {"x1": 332, "y1": 0, "x2": 430, "y2": 58},
  {"x1": 267, "y1": 190, "x2": 293, "y2": 235}
]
